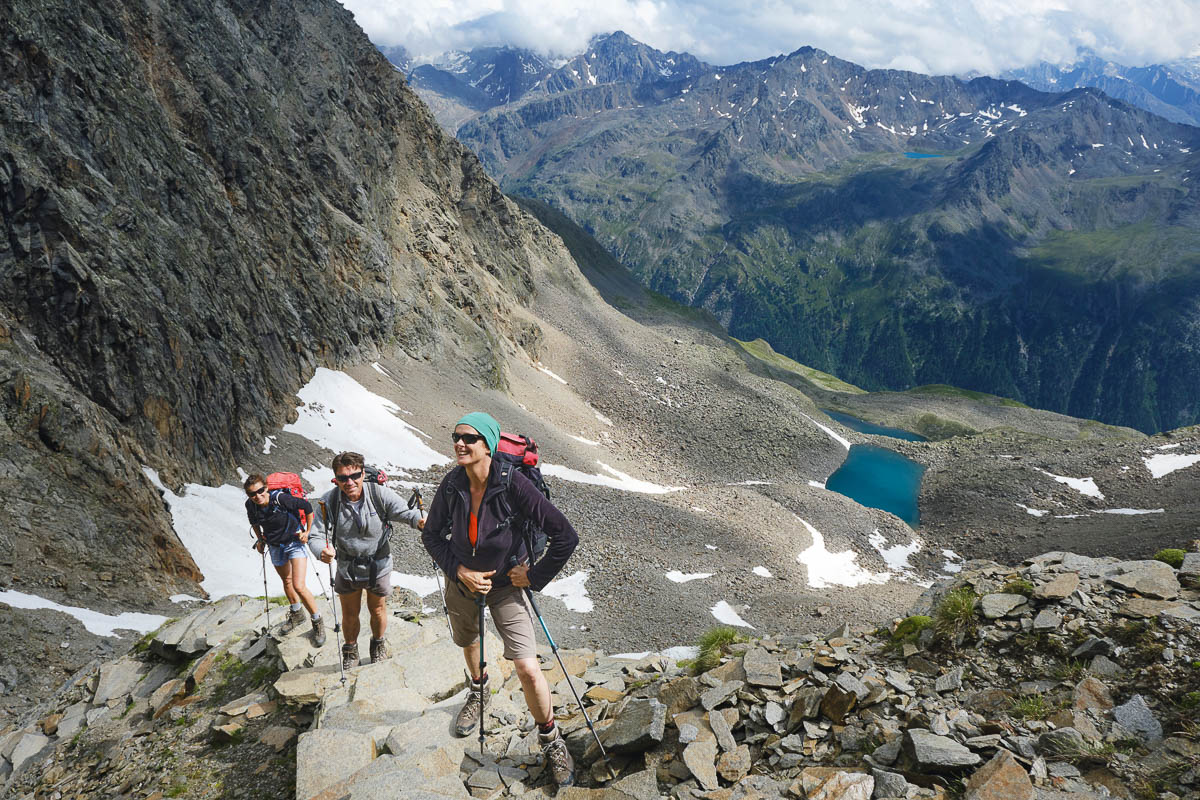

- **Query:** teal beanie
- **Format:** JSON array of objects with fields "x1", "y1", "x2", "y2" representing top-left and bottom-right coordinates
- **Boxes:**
[{"x1": 455, "y1": 412, "x2": 500, "y2": 455}]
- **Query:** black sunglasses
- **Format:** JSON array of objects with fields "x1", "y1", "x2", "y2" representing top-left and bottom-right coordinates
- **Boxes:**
[
  {"x1": 452, "y1": 432, "x2": 485, "y2": 445},
  {"x1": 246, "y1": 486, "x2": 268, "y2": 497},
  {"x1": 334, "y1": 470, "x2": 364, "y2": 483}
]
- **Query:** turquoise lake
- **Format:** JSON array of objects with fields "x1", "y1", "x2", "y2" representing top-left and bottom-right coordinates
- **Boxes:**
[
  {"x1": 821, "y1": 409, "x2": 927, "y2": 442},
  {"x1": 825, "y1": 444, "x2": 926, "y2": 527},
  {"x1": 903, "y1": 152, "x2": 944, "y2": 159}
]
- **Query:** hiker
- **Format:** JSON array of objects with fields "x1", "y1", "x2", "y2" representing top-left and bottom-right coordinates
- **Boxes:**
[
  {"x1": 308, "y1": 451, "x2": 424, "y2": 668},
  {"x1": 243, "y1": 473, "x2": 325, "y2": 646},
  {"x1": 422, "y1": 412, "x2": 580, "y2": 787}
]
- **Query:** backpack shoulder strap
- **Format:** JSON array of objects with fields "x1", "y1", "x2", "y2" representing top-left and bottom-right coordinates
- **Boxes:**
[
  {"x1": 367, "y1": 482, "x2": 392, "y2": 557},
  {"x1": 326, "y1": 490, "x2": 340, "y2": 548}
]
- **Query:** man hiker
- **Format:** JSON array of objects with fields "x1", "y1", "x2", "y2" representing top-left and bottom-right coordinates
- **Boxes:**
[
  {"x1": 243, "y1": 473, "x2": 325, "y2": 645},
  {"x1": 422, "y1": 412, "x2": 580, "y2": 787},
  {"x1": 309, "y1": 451, "x2": 424, "y2": 668}
]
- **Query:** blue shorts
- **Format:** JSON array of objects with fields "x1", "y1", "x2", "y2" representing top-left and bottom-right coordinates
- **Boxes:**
[{"x1": 269, "y1": 539, "x2": 308, "y2": 568}]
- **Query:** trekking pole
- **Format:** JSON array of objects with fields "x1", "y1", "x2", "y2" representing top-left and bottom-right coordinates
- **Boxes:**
[
  {"x1": 510, "y1": 556, "x2": 608, "y2": 762},
  {"x1": 476, "y1": 593, "x2": 487, "y2": 760},
  {"x1": 255, "y1": 532, "x2": 271, "y2": 633},
  {"x1": 409, "y1": 488, "x2": 452, "y2": 635},
  {"x1": 319, "y1": 501, "x2": 347, "y2": 687}
]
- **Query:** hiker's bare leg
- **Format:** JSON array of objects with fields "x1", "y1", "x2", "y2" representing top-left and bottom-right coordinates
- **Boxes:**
[
  {"x1": 340, "y1": 590, "x2": 363, "y2": 642},
  {"x1": 273, "y1": 564, "x2": 299, "y2": 605},
  {"x1": 365, "y1": 591, "x2": 388, "y2": 639},
  {"x1": 514, "y1": 657, "x2": 553, "y2": 724},
  {"x1": 462, "y1": 643, "x2": 482, "y2": 680},
  {"x1": 288, "y1": 557, "x2": 318, "y2": 616}
]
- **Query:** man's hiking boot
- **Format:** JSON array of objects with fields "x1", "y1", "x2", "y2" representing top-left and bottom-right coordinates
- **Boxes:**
[
  {"x1": 539, "y1": 726, "x2": 575, "y2": 787},
  {"x1": 280, "y1": 607, "x2": 306, "y2": 635},
  {"x1": 311, "y1": 616, "x2": 326, "y2": 647},
  {"x1": 454, "y1": 677, "x2": 490, "y2": 736},
  {"x1": 369, "y1": 637, "x2": 390, "y2": 663},
  {"x1": 341, "y1": 642, "x2": 359, "y2": 671}
]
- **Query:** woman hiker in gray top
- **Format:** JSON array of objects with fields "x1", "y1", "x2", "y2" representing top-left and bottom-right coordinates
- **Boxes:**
[{"x1": 307, "y1": 451, "x2": 424, "y2": 668}]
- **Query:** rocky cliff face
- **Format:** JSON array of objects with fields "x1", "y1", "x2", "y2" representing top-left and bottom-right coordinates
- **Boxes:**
[
  {"x1": 438, "y1": 35, "x2": 1200, "y2": 434},
  {"x1": 0, "y1": 0, "x2": 577, "y2": 608}
]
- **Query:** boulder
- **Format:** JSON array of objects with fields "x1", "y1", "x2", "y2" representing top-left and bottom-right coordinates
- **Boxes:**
[
  {"x1": 1038, "y1": 727, "x2": 1085, "y2": 756},
  {"x1": 1179, "y1": 552, "x2": 1200, "y2": 588},
  {"x1": 708, "y1": 709, "x2": 737, "y2": 753},
  {"x1": 1032, "y1": 610, "x2": 1061, "y2": 631},
  {"x1": 1071, "y1": 677, "x2": 1113, "y2": 713},
  {"x1": 1106, "y1": 560, "x2": 1180, "y2": 599},
  {"x1": 820, "y1": 684, "x2": 858, "y2": 723},
  {"x1": 964, "y1": 749, "x2": 1033, "y2": 800},
  {"x1": 700, "y1": 681, "x2": 743, "y2": 711},
  {"x1": 904, "y1": 729, "x2": 982, "y2": 772},
  {"x1": 295, "y1": 728, "x2": 376, "y2": 799},
  {"x1": 8, "y1": 732, "x2": 51, "y2": 775},
  {"x1": 1033, "y1": 573, "x2": 1079, "y2": 601},
  {"x1": 682, "y1": 740, "x2": 719, "y2": 790},
  {"x1": 935, "y1": 667, "x2": 964, "y2": 694},
  {"x1": 743, "y1": 648, "x2": 783, "y2": 688},
  {"x1": 1112, "y1": 695, "x2": 1162, "y2": 745},
  {"x1": 870, "y1": 768, "x2": 911, "y2": 798},
  {"x1": 716, "y1": 744, "x2": 751, "y2": 783},
  {"x1": 602, "y1": 698, "x2": 666, "y2": 753},
  {"x1": 656, "y1": 676, "x2": 701, "y2": 717},
  {"x1": 794, "y1": 767, "x2": 873, "y2": 800},
  {"x1": 93, "y1": 659, "x2": 147, "y2": 706},
  {"x1": 980, "y1": 594, "x2": 1027, "y2": 619}
]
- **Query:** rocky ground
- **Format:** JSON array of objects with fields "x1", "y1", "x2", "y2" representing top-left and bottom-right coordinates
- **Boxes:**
[{"x1": 4, "y1": 547, "x2": 1198, "y2": 798}]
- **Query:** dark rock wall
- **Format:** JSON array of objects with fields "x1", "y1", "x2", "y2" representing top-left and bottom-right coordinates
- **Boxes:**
[{"x1": 0, "y1": 0, "x2": 573, "y2": 605}]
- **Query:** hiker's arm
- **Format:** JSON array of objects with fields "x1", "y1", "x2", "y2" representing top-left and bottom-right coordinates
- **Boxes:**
[
  {"x1": 380, "y1": 487, "x2": 424, "y2": 530},
  {"x1": 421, "y1": 480, "x2": 459, "y2": 577},
  {"x1": 512, "y1": 475, "x2": 578, "y2": 591},
  {"x1": 307, "y1": 500, "x2": 330, "y2": 560},
  {"x1": 249, "y1": 524, "x2": 266, "y2": 553},
  {"x1": 284, "y1": 494, "x2": 315, "y2": 543}
]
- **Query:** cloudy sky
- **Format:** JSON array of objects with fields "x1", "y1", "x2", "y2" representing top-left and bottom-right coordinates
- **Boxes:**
[{"x1": 344, "y1": 0, "x2": 1200, "y2": 76}]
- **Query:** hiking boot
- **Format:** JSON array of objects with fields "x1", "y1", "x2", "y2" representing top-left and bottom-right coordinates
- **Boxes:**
[
  {"x1": 311, "y1": 616, "x2": 326, "y2": 647},
  {"x1": 369, "y1": 637, "x2": 390, "y2": 663},
  {"x1": 280, "y1": 607, "x2": 306, "y2": 635},
  {"x1": 539, "y1": 726, "x2": 575, "y2": 787},
  {"x1": 454, "y1": 677, "x2": 490, "y2": 737},
  {"x1": 341, "y1": 642, "x2": 359, "y2": 671}
]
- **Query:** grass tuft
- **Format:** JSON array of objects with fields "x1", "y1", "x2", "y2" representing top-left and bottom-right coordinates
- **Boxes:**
[
  {"x1": 933, "y1": 586, "x2": 979, "y2": 645},
  {"x1": 1153, "y1": 548, "x2": 1185, "y2": 569},
  {"x1": 693, "y1": 626, "x2": 744, "y2": 674},
  {"x1": 1001, "y1": 578, "x2": 1034, "y2": 597}
]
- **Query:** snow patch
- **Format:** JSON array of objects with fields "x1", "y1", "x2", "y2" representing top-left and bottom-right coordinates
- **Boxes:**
[
  {"x1": 1038, "y1": 469, "x2": 1104, "y2": 499},
  {"x1": 263, "y1": 436, "x2": 276, "y2": 455},
  {"x1": 284, "y1": 369, "x2": 448, "y2": 475},
  {"x1": 868, "y1": 530, "x2": 921, "y2": 573},
  {"x1": 543, "y1": 571, "x2": 593, "y2": 612},
  {"x1": 799, "y1": 412, "x2": 851, "y2": 450},
  {"x1": 808, "y1": 480, "x2": 826, "y2": 489},
  {"x1": 370, "y1": 362, "x2": 392, "y2": 377},
  {"x1": 0, "y1": 589, "x2": 166, "y2": 637},
  {"x1": 391, "y1": 572, "x2": 442, "y2": 597},
  {"x1": 796, "y1": 516, "x2": 890, "y2": 589},
  {"x1": 710, "y1": 600, "x2": 753, "y2": 628},
  {"x1": 1016, "y1": 503, "x2": 1048, "y2": 517},
  {"x1": 1143, "y1": 452, "x2": 1200, "y2": 479},
  {"x1": 170, "y1": 594, "x2": 204, "y2": 604},
  {"x1": 753, "y1": 566, "x2": 772, "y2": 578},
  {"x1": 568, "y1": 435, "x2": 600, "y2": 446},
  {"x1": 536, "y1": 364, "x2": 568, "y2": 385},
  {"x1": 1097, "y1": 508, "x2": 1165, "y2": 515},
  {"x1": 541, "y1": 461, "x2": 684, "y2": 494},
  {"x1": 666, "y1": 571, "x2": 713, "y2": 583}
]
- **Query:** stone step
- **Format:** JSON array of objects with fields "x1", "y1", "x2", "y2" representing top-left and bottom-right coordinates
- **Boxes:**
[{"x1": 295, "y1": 728, "x2": 377, "y2": 800}]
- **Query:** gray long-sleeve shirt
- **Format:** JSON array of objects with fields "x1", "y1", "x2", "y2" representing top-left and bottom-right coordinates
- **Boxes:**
[{"x1": 308, "y1": 483, "x2": 422, "y2": 584}]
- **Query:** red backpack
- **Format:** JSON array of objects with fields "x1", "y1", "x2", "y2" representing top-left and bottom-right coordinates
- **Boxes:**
[{"x1": 265, "y1": 472, "x2": 309, "y2": 528}]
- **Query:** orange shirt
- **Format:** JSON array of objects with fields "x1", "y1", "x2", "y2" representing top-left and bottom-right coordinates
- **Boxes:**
[{"x1": 469, "y1": 512, "x2": 479, "y2": 548}]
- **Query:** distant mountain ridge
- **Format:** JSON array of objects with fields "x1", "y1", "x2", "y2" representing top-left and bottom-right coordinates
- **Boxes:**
[
  {"x1": 1004, "y1": 52, "x2": 1200, "y2": 127},
  {"x1": 406, "y1": 32, "x2": 1200, "y2": 433}
]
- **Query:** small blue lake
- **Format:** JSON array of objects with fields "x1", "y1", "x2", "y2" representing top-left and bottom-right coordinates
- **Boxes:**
[
  {"x1": 825, "y1": 444, "x2": 926, "y2": 527},
  {"x1": 821, "y1": 409, "x2": 927, "y2": 442},
  {"x1": 904, "y1": 152, "x2": 944, "y2": 159}
]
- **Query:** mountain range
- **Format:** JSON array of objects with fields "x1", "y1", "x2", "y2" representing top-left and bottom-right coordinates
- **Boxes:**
[{"x1": 397, "y1": 33, "x2": 1200, "y2": 434}]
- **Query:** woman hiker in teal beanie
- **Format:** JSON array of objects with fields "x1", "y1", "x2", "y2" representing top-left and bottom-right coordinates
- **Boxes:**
[{"x1": 421, "y1": 412, "x2": 579, "y2": 786}]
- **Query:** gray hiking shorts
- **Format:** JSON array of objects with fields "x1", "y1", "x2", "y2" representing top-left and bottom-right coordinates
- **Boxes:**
[{"x1": 444, "y1": 579, "x2": 537, "y2": 661}]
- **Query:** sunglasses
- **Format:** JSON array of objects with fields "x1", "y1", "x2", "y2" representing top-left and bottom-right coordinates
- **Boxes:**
[
  {"x1": 334, "y1": 470, "x2": 364, "y2": 483},
  {"x1": 452, "y1": 432, "x2": 485, "y2": 445},
  {"x1": 246, "y1": 486, "x2": 268, "y2": 497}
]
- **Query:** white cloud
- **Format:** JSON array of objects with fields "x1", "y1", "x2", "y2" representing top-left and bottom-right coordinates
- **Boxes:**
[{"x1": 344, "y1": 0, "x2": 1200, "y2": 76}]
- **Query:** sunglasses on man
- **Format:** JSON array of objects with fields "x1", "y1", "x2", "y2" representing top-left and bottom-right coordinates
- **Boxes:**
[
  {"x1": 246, "y1": 486, "x2": 268, "y2": 497},
  {"x1": 334, "y1": 470, "x2": 364, "y2": 483},
  {"x1": 451, "y1": 432, "x2": 485, "y2": 445}
]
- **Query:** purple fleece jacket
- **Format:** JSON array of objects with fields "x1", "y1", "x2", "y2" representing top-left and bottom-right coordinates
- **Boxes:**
[{"x1": 422, "y1": 462, "x2": 578, "y2": 591}]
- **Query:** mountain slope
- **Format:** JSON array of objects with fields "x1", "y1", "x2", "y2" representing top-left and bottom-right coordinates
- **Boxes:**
[
  {"x1": 0, "y1": 0, "x2": 577, "y2": 613},
  {"x1": 444, "y1": 36, "x2": 1200, "y2": 433}
]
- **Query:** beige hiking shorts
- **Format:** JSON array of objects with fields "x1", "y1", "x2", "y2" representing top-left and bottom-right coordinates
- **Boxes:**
[{"x1": 444, "y1": 578, "x2": 538, "y2": 661}]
